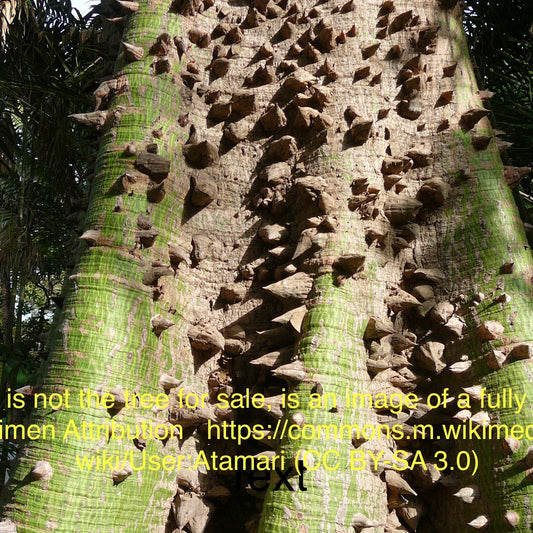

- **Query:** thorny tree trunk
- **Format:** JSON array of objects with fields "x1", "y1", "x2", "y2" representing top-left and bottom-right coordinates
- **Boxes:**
[{"x1": 1, "y1": 0, "x2": 533, "y2": 532}]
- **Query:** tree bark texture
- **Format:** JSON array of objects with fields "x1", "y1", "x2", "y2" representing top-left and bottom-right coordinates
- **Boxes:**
[{"x1": 1, "y1": 0, "x2": 533, "y2": 532}]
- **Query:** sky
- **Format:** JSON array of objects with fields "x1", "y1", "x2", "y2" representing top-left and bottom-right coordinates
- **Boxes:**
[{"x1": 71, "y1": 0, "x2": 93, "y2": 16}]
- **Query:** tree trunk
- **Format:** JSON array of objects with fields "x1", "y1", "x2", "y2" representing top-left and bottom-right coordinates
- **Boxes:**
[{"x1": 1, "y1": 1, "x2": 533, "y2": 533}]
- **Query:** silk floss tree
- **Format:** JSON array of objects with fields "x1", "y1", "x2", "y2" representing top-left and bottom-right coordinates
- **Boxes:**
[{"x1": 1, "y1": 0, "x2": 532, "y2": 532}]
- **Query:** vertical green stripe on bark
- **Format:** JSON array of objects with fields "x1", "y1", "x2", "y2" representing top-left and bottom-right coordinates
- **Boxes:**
[
  {"x1": 259, "y1": 274, "x2": 387, "y2": 533},
  {"x1": 429, "y1": 9, "x2": 533, "y2": 532},
  {"x1": 1, "y1": 2, "x2": 188, "y2": 531}
]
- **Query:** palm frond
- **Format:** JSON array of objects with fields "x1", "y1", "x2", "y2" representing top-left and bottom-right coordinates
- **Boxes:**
[{"x1": 0, "y1": 0, "x2": 20, "y2": 46}]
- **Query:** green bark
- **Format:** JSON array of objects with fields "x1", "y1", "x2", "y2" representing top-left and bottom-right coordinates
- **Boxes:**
[
  {"x1": 258, "y1": 275, "x2": 388, "y2": 533},
  {"x1": 1, "y1": 2, "x2": 186, "y2": 531},
  {"x1": 424, "y1": 11, "x2": 533, "y2": 533}
]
